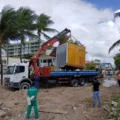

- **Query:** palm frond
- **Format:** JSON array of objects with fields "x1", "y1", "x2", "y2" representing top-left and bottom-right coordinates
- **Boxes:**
[
  {"x1": 23, "y1": 30, "x2": 37, "y2": 38},
  {"x1": 42, "y1": 28, "x2": 58, "y2": 33},
  {"x1": 109, "y1": 39, "x2": 120, "y2": 53},
  {"x1": 36, "y1": 13, "x2": 57, "y2": 41},
  {"x1": 38, "y1": 13, "x2": 54, "y2": 25},
  {"x1": 1, "y1": 5, "x2": 14, "y2": 14},
  {"x1": 0, "y1": 5, "x2": 18, "y2": 43},
  {"x1": 37, "y1": 13, "x2": 54, "y2": 30},
  {"x1": 0, "y1": 5, "x2": 16, "y2": 30},
  {"x1": 41, "y1": 32, "x2": 51, "y2": 40},
  {"x1": 16, "y1": 7, "x2": 36, "y2": 30}
]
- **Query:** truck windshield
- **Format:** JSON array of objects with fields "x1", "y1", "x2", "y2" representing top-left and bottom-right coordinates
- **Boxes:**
[{"x1": 5, "y1": 66, "x2": 15, "y2": 74}]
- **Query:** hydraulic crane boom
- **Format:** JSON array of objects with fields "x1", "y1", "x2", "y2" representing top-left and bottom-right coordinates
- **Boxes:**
[{"x1": 29, "y1": 28, "x2": 71, "y2": 76}]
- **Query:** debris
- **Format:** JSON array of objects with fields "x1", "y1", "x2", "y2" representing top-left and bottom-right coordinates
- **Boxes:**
[
  {"x1": 0, "y1": 102, "x2": 3, "y2": 106},
  {"x1": 65, "y1": 115, "x2": 70, "y2": 119},
  {"x1": 108, "y1": 118, "x2": 116, "y2": 120},
  {"x1": 109, "y1": 112, "x2": 114, "y2": 117},
  {"x1": 39, "y1": 108, "x2": 68, "y2": 114},
  {"x1": 118, "y1": 117, "x2": 120, "y2": 120},
  {"x1": 0, "y1": 78, "x2": 119, "y2": 120},
  {"x1": 103, "y1": 105, "x2": 111, "y2": 112},
  {"x1": 111, "y1": 101, "x2": 118, "y2": 107},
  {"x1": 0, "y1": 110, "x2": 7, "y2": 117},
  {"x1": 111, "y1": 107, "x2": 116, "y2": 112},
  {"x1": 1, "y1": 107, "x2": 10, "y2": 111},
  {"x1": 83, "y1": 111, "x2": 86, "y2": 114},
  {"x1": 73, "y1": 107, "x2": 76, "y2": 111},
  {"x1": 14, "y1": 102, "x2": 19, "y2": 105}
]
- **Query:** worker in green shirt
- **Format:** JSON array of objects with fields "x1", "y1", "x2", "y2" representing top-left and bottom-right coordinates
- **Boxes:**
[{"x1": 26, "y1": 82, "x2": 39, "y2": 119}]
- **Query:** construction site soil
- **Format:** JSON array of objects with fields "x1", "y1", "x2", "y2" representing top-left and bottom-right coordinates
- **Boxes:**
[{"x1": 0, "y1": 78, "x2": 119, "y2": 120}]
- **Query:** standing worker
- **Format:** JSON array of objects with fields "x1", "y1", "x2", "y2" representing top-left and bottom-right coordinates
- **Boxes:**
[
  {"x1": 26, "y1": 82, "x2": 39, "y2": 119},
  {"x1": 92, "y1": 77, "x2": 101, "y2": 107},
  {"x1": 34, "y1": 75, "x2": 40, "y2": 89},
  {"x1": 116, "y1": 69, "x2": 120, "y2": 86}
]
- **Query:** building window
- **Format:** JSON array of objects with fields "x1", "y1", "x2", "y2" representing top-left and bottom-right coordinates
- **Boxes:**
[
  {"x1": 40, "y1": 60, "x2": 42, "y2": 63},
  {"x1": 43, "y1": 60, "x2": 47, "y2": 63},
  {"x1": 2, "y1": 60, "x2": 6, "y2": 64},
  {"x1": 48, "y1": 59, "x2": 52, "y2": 63}
]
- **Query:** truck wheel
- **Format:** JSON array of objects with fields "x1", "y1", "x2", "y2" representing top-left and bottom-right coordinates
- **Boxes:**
[
  {"x1": 79, "y1": 78, "x2": 85, "y2": 86},
  {"x1": 71, "y1": 79, "x2": 79, "y2": 87},
  {"x1": 20, "y1": 82, "x2": 31, "y2": 89}
]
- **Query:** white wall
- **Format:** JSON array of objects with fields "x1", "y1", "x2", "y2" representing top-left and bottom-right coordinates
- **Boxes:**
[{"x1": 2, "y1": 57, "x2": 30, "y2": 73}]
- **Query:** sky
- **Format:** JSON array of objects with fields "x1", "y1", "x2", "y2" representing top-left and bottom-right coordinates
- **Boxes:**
[
  {"x1": 0, "y1": 0, "x2": 120, "y2": 65},
  {"x1": 85, "y1": 0, "x2": 120, "y2": 10}
]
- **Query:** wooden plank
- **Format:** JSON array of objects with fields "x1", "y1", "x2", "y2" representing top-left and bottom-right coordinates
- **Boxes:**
[{"x1": 39, "y1": 108, "x2": 68, "y2": 114}]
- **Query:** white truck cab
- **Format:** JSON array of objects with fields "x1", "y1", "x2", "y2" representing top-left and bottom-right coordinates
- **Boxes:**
[
  {"x1": 105, "y1": 68, "x2": 113, "y2": 75},
  {"x1": 3, "y1": 63, "x2": 32, "y2": 89}
]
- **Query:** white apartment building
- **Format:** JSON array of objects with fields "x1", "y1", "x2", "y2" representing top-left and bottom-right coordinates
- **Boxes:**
[
  {"x1": 7, "y1": 36, "x2": 44, "y2": 57},
  {"x1": 2, "y1": 54, "x2": 55, "y2": 73}
]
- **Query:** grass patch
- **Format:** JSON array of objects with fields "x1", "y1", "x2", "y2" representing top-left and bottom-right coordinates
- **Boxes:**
[
  {"x1": 112, "y1": 97, "x2": 120, "y2": 118},
  {"x1": 112, "y1": 97, "x2": 120, "y2": 102}
]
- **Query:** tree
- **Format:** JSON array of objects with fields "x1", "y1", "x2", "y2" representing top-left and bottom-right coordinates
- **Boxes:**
[
  {"x1": 15, "y1": 7, "x2": 36, "y2": 63},
  {"x1": 114, "y1": 53, "x2": 120, "y2": 69},
  {"x1": 2, "y1": 45, "x2": 8, "y2": 64},
  {"x1": 36, "y1": 13, "x2": 57, "y2": 47},
  {"x1": 0, "y1": 5, "x2": 19, "y2": 84},
  {"x1": 24, "y1": 54, "x2": 33, "y2": 59},
  {"x1": 86, "y1": 64, "x2": 96, "y2": 70},
  {"x1": 109, "y1": 39, "x2": 120, "y2": 53}
]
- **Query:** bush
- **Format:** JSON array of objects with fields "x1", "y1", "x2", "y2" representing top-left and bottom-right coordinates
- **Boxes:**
[{"x1": 86, "y1": 64, "x2": 96, "y2": 70}]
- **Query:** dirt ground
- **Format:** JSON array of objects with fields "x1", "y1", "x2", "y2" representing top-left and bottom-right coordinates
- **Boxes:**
[{"x1": 0, "y1": 78, "x2": 120, "y2": 120}]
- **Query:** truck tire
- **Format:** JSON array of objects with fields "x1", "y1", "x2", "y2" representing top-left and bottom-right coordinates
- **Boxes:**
[
  {"x1": 71, "y1": 79, "x2": 79, "y2": 87},
  {"x1": 79, "y1": 78, "x2": 85, "y2": 86},
  {"x1": 20, "y1": 82, "x2": 31, "y2": 89}
]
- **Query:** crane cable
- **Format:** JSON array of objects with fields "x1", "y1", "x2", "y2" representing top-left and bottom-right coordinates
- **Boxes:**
[{"x1": 70, "y1": 35, "x2": 84, "y2": 47}]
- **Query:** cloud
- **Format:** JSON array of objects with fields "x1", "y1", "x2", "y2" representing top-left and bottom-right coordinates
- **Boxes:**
[{"x1": 0, "y1": 0, "x2": 119, "y2": 65}]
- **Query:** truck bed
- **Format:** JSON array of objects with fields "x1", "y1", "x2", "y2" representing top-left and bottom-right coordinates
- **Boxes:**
[{"x1": 50, "y1": 70, "x2": 99, "y2": 77}]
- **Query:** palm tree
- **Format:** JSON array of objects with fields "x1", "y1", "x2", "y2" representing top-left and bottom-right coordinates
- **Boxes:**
[
  {"x1": 0, "y1": 5, "x2": 19, "y2": 84},
  {"x1": 109, "y1": 40, "x2": 120, "y2": 53},
  {"x1": 36, "y1": 13, "x2": 57, "y2": 47},
  {"x1": 2, "y1": 44, "x2": 9, "y2": 64},
  {"x1": 15, "y1": 7, "x2": 36, "y2": 63}
]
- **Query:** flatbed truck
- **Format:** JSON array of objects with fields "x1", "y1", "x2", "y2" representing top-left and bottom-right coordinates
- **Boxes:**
[
  {"x1": 3, "y1": 28, "x2": 100, "y2": 89},
  {"x1": 4, "y1": 63, "x2": 99, "y2": 89}
]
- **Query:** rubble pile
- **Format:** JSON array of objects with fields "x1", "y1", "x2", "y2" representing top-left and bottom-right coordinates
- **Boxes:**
[{"x1": 103, "y1": 97, "x2": 120, "y2": 120}]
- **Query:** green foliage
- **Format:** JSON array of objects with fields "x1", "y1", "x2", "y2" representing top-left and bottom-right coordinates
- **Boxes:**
[
  {"x1": 0, "y1": 5, "x2": 20, "y2": 84},
  {"x1": 0, "y1": 5, "x2": 19, "y2": 43},
  {"x1": 0, "y1": 5, "x2": 57, "y2": 83},
  {"x1": 24, "y1": 54, "x2": 33, "y2": 59},
  {"x1": 109, "y1": 39, "x2": 120, "y2": 53},
  {"x1": 112, "y1": 97, "x2": 120, "y2": 118},
  {"x1": 86, "y1": 64, "x2": 96, "y2": 70},
  {"x1": 36, "y1": 13, "x2": 57, "y2": 46},
  {"x1": 59, "y1": 35, "x2": 67, "y2": 43},
  {"x1": 15, "y1": 7, "x2": 37, "y2": 62},
  {"x1": 48, "y1": 45, "x2": 54, "y2": 49},
  {"x1": 114, "y1": 53, "x2": 120, "y2": 69},
  {"x1": 112, "y1": 97, "x2": 120, "y2": 102}
]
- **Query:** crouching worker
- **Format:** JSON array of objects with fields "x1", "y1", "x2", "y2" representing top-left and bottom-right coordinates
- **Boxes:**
[
  {"x1": 26, "y1": 82, "x2": 39, "y2": 119},
  {"x1": 92, "y1": 77, "x2": 101, "y2": 107}
]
